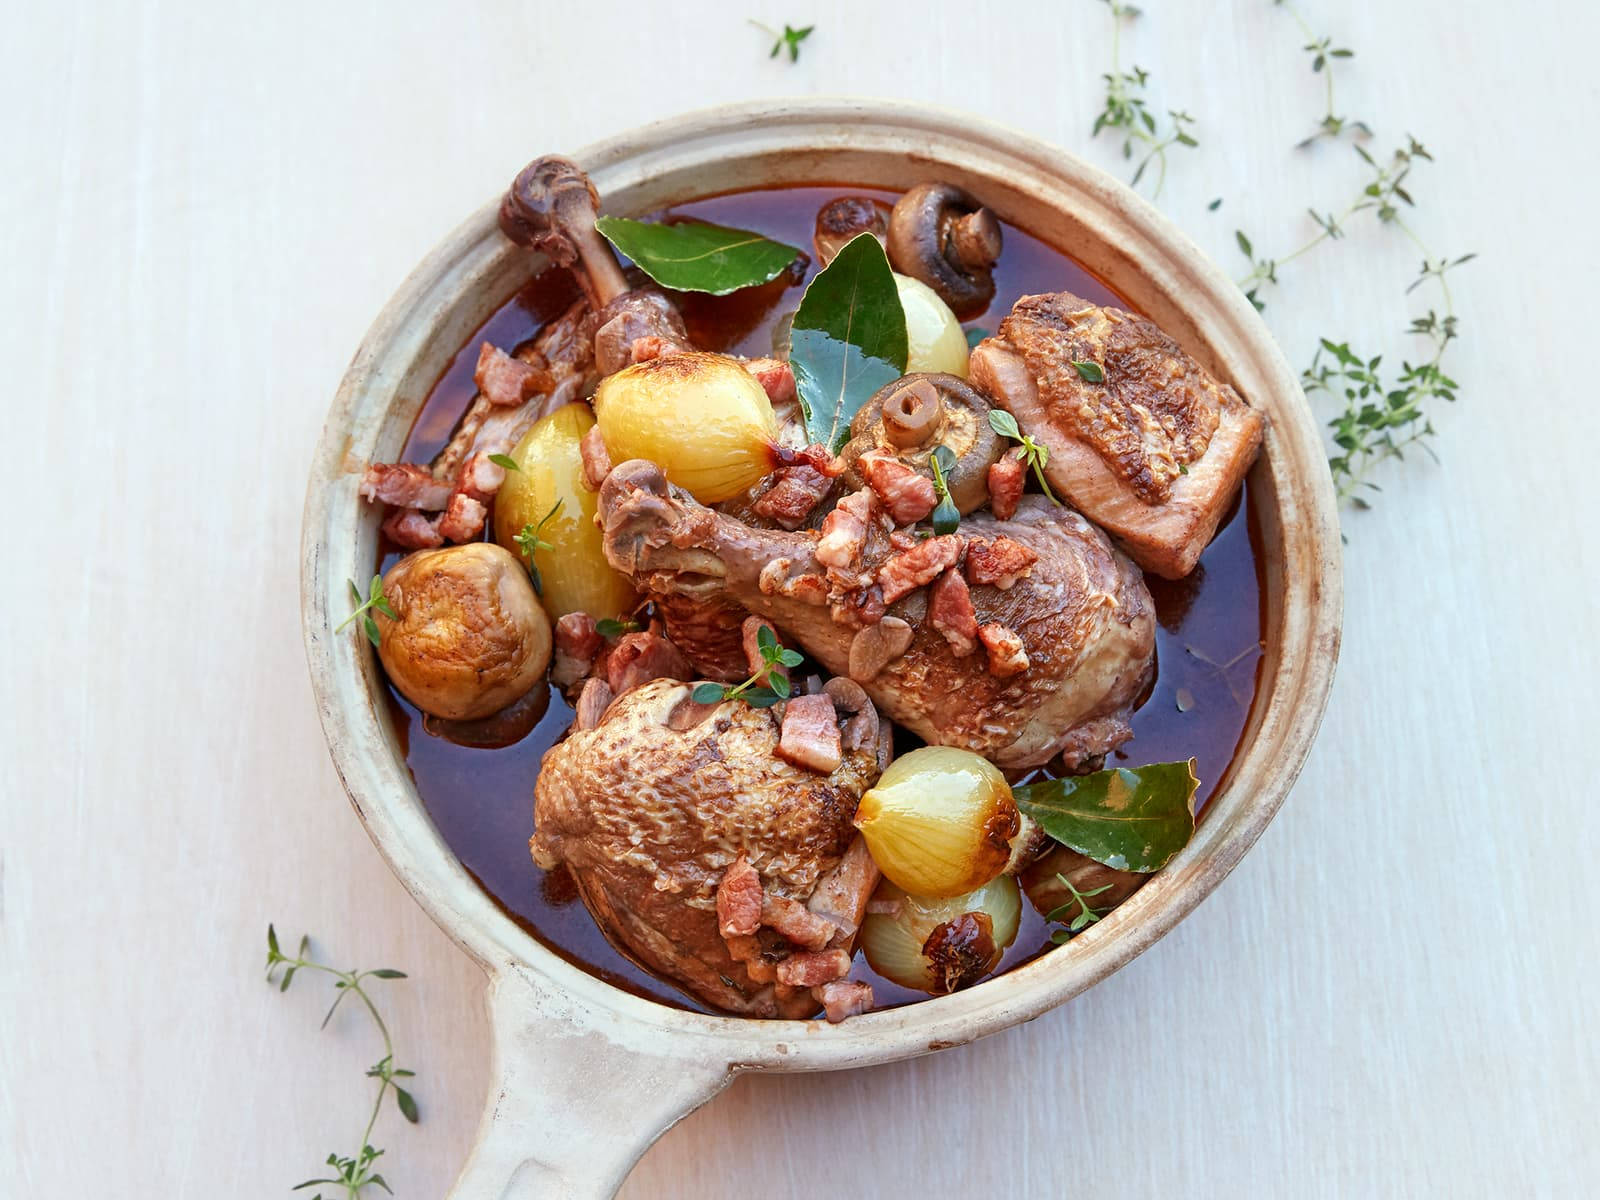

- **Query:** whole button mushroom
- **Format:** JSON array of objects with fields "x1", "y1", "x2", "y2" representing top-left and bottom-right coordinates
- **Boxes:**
[
  {"x1": 840, "y1": 373, "x2": 1004, "y2": 515},
  {"x1": 886, "y1": 183, "x2": 1003, "y2": 317},
  {"x1": 374, "y1": 543, "x2": 552, "y2": 721}
]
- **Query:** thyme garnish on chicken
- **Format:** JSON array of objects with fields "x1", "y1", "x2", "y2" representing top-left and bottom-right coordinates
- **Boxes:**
[
  {"x1": 749, "y1": 20, "x2": 814, "y2": 63},
  {"x1": 928, "y1": 445, "x2": 961, "y2": 535},
  {"x1": 1091, "y1": 1, "x2": 1198, "y2": 198},
  {"x1": 512, "y1": 499, "x2": 564, "y2": 595},
  {"x1": 987, "y1": 410, "x2": 1060, "y2": 504},
  {"x1": 1045, "y1": 875, "x2": 1115, "y2": 943},
  {"x1": 692, "y1": 624, "x2": 803, "y2": 709},
  {"x1": 337, "y1": 576, "x2": 397, "y2": 648},
  {"x1": 265, "y1": 926, "x2": 419, "y2": 1199}
]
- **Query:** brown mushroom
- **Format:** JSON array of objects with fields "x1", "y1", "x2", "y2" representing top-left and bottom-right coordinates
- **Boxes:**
[
  {"x1": 813, "y1": 196, "x2": 892, "y2": 267},
  {"x1": 840, "y1": 373, "x2": 1003, "y2": 514},
  {"x1": 375, "y1": 543, "x2": 552, "y2": 721},
  {"x1": 885, "y1": 183, "x2": 1002, "y2": 317}
]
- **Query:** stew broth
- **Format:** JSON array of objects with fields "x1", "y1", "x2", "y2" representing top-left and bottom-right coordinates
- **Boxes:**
[{"x1": 380, "y1": 185, "x2": 1266, "y2": 1013}]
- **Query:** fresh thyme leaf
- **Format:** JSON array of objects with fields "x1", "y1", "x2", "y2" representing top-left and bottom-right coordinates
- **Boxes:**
[
  {"x1": 487, "y1": 453, "x2": 520, "y2": 471},
  {"x1": 513, "y1": 499, "x2": 565, "y2": 595},
  {"x1": 337, "y1": 575, "x2": 394, "y2": 647},
  {"x1": 1208, "y1": 197, "x2": 1223, "y2": 211},
  {"x1": 749, "y1": 20, "x2": 814, "y2": 63},
  {"x1": 264, "y1": 926, "x2": 421, "y2": 1197},
  {"x1": 1045, "y1": 875, "x2": 1116, "y2": 941},
  {"x1": 928, "y1": 445, "x2": 961, "y2": 535},
  {"x1": 595, "y1": 617, "x2": 641, "y2": 639},
  {"x1": 1073, "y1": 360, "x2": 1105, "y2": 383},
  {"x1": 691, "y1": 682, "x2": 726, "y2": 704},
  {"x1": 987, "y1": 410, "x2": 1061, "y2": 505},
  {"x1": 694, "y1": 628, "x2": 801, "y2": 707}
]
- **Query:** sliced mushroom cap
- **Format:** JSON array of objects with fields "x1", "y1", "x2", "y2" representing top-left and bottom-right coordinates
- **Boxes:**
[
  {"x1": 839, "y1": 373, "x2": 1003, "y2": 514},
  {"x1": 886, "y1": 183, "x2": 1003, "y2": 317},
  {"x1": 813, "y1": 196, "x2": 892, "y2": 267}
]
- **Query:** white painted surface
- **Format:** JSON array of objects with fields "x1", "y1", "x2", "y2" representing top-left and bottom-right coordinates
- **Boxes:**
[{"x1": 4, "y1": 2, "x2": 1596, "y2": 1197}]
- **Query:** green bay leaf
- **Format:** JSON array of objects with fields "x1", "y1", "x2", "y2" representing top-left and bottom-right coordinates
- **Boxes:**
[
  {"x1": 788, "y1": 233, "x2": 908, "y2": 451},
  {"x1": 1013, "y1": 759, "x2": 1199, "y2": 873},
  {"x1": 594, "y1": 216, "x2": 800, "y2": 295}
]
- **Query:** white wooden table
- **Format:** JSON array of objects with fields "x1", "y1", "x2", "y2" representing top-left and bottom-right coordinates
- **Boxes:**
[{"x1": 6, "y1": 2, "x2": 1598, "y2": 1195}]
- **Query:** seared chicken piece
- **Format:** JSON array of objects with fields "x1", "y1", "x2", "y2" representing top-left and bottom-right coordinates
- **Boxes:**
[
  {"x1": 533, "y1": 678, "x2": 886, "y2": 1016},
  {"x1": 969, "y1": 292, "x2": 1264, "y2": 579},
  {"x1": 598, "y1": 461, "x2": 1155, "y2": 769}
]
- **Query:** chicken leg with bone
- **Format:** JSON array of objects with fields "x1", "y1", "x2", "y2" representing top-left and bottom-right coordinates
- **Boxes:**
[
  {"x1": 598, "y1": 459, "x2": 1156, "y2": 770},
  {"x1": 362, "y1": 156, "x2": 690, "y2": 548}
]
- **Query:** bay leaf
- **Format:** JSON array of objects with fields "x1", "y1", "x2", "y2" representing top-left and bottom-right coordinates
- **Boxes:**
[
  {"x1": 788, "y1": 232, "x2": 908, "y2": 451},
  {"x1": 1013, "y1": 759, "x2": 1200, "y2": 873},
  {"x1": 593, "y1": 216, "x2": 800, "y2": 295}
]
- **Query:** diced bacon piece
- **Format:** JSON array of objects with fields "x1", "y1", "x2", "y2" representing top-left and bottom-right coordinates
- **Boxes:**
[
  {"x1": 978, "y1": 623, "x2": 1030, "y2": 677},
  {"x1": 740, "y1": 617, "x2": 790, "y2": 685},
  {"x1": 457, "y1": 452, "x2": 507, "y2": 503},
  {"x1": 360, "y1": 463, "x2": 454, "y2": 510},
  {"x1": 381, "y1": 507, "x2": 443, "y2": 550},
  {"x1": 774, "y1": 948, "x2": 852, "y2": 988},
  {"x1": 888, "y1": 530, "x2": 919, "y2": 551},
  {"x1": 745, "y1": 357, "x2": 797, "y2": 406},
  {"x1": 966, "y1": 536, "x2": 1040, "y2": 589},
  {"x1": 816, "y1": 488, "x2": 874, "y2": 570},
  {"x1": 928, "y1": 568, "x2": 979, "y2": 656},
  {"x1": 573, "y1": 677, "x2": 613, "y2": 730},
  {"x1": 987, "y1": 453, "x2": 1027, "y2": 520},
  {"x1": 858, "y1": 450, "x2": 937, "y2": 525},
  {"x1": 878, "y1": 534, "x2": 966, "y2": 604},
  {"x1": 831, "y1": 586, "x2": 886, "y2": 629},
  {"x1": 761, "y1": 895, "x2": 837, "y2": 951},
  {"x1": 437, "y1": 493, "x2": 488, "y2": 543},
  {"x1": 629, "y1": 335, "x2": 680, "y2": 364},
  {"x1": 606, "y1": 631, "x2": 693, "y2": 695},
  {"x1": 579, "y1": 424, "x2": 612, "y2": 491},
  {"x1": 723, "y1": 933, "x2": 779, "y2": 983},
  {"x1": 757, "y1": 559, "x2": 830, "y2": 606},
  {"x1": 753, "y1": 463, "x2": 831, "y2": 530},
  {"x1": 776, "y1": 693, "x2": 843, "y2": 774},
  {"x1": 787, "y1": 443, "x2": 845, "y2": 479},
  {"x1": 717, "y1": 856, "x2": 764, "y2": 938},
  {"x1": 815, "y1": 980, "x2": 874, "y2": 1023},
  {"x1": 805, "y1": 836, "x2": 880, "y2": 945},
  {"x1": 552, "y1": 613, "x2": 604, "y2": 690},
  {"x1": 474, "y1": 342, "x2": 547, "y2": 407}
]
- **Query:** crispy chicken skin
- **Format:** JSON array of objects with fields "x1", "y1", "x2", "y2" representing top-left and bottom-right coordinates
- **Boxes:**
[
  {"x1": 533, "y1": 678, "x2": 883, "y2": 1016},
  {"x1": 969, "y1": 292, "x2": 1264, "y2": 578}
]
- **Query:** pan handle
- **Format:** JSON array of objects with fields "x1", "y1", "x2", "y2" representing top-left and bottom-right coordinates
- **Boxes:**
[{"x1": 448, "y1": 965, "x2": 732, "y2": 1200}]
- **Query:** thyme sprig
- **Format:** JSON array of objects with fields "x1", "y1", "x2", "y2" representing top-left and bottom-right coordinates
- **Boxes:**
[
  {"x1": 1090, "y1": 1, "x2": 1197, "y2": 198},
  {"x1": 1045, "y1": 875, "x2": 1115, "y2": 943},
  {"x1": 928, "y1": 445, "x2": 961, "y2": 535},
  {"x1": 1273, "y1": 0, "x2": 1368, "y2": 147},
  {"x1": 265, "y1": 925, "x2": 419, "y2": 1199},
  {"x1": 1234, "y1": 136, "x2": 1433, "y2": 312},
  {"x1": 988, "y1": 409, "x2": 1061, "y2": 505},
  {"x1": 513, "y1": 499, "x2": 564, "y2": 596},
  {"x1": 691, "y1": 624, "x2": 802, "y2": 709},
  {"x1": 337, "y1": 576, "x2": 397, "y2": 648},
  {"x1": 750, "y1": 20, "x2": 813, "y2": 63}
]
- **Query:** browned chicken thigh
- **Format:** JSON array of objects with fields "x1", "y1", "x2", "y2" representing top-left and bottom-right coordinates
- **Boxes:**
[
  {"x1": 598, "y1": 460, "x2": 1155, "y2": 769},
  {"x1": 533, "y1": 677, "x2": 886, "y2": 1017},
  {"x1": 969, "y1": 292, "x2": 1264, "y2": 579}
]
